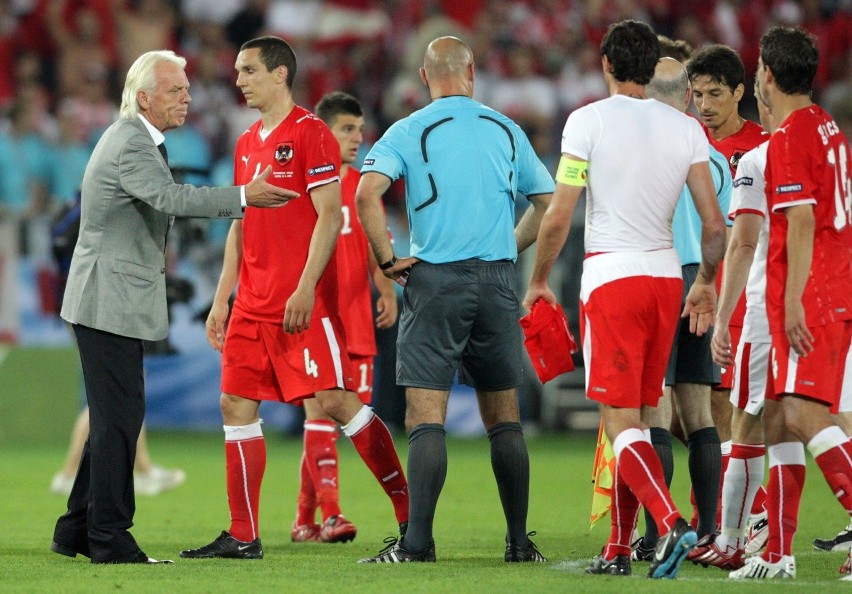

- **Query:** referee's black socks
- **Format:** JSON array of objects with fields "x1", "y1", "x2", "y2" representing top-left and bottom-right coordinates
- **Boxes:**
[{"x1": 488, "y1": 422, "x2": 530, "y2": 545}]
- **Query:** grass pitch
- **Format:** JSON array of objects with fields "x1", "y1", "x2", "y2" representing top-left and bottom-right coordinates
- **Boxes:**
[{"x1": 1, "y1": 430, "x2": 849, "y2": 593}]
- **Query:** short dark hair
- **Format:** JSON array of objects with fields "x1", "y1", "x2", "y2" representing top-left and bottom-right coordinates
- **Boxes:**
[
  {"x1": 759, "y1": 27, "x2": 818, "y2": 96},
  {"x1": 240, "y1": 36, "x2": 297, "y2": 88},
  {"x1": 657, "y1": 35, "x2": 693, "y2": 63},
  {"x1": 600, "y1": 20, "x2": 659, "y2": 85},
  {"x1": 687, "y1": 45, "x2": 744, "y2": 91},
  {"x1": 314, "y1": 91, "x2": 363, "y2": 125}
]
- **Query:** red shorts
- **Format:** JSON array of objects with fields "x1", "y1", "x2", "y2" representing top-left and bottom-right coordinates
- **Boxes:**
[
  {"x1": 581, "y1": 274, "x2": 682, "y2": 409},
  {"x1": 730, "y1": 339, "x2": 771, "y2": 415},
  {"x1": 715, "y1": 325, "x2": 743, "y2": 390},
  {"x1": 349, "y1": 353, "x2": 374, "y2": 404},
  {"x1": 769, "y1": 320, "x2": 852, "y2": 414},
  {"x1": 221, "y1": 311, "x2": 355, "y2": 403}
]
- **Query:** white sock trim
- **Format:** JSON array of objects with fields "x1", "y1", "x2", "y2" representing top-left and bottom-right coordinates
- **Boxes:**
[
  {"x1": 341, "y1": 405, "x2": 374, "y2": 437},
  {"x1": 721, "y1": 440, "x2": 733, "y2": 456},
  {"x1": 612, "y1": 427, "x2": 648, "y2": 460},
  {"x1": 223, "y1": 419, "x2": 264, "y2": 441},
  {"x1": 807, "y1": 425, "x2": 848, "y2": 458},
  {"x1": 304, "y1": 421, "x2": 337, "y2": 433},
  {"x1": 767, "y1": 441, "x2": 806, "y2": 467}
]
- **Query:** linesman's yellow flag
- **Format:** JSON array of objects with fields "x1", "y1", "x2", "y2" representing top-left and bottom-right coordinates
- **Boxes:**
[{"x1": 589, "y1": 419, "x2": 616, "y2": 529}]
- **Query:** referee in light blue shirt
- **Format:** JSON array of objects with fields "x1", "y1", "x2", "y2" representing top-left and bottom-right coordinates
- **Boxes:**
[{"x1": 355, "y1": 36, "x2": 554, "y2": 564}]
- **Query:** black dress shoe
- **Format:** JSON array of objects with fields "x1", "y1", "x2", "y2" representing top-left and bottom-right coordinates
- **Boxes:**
[
  {"x1": 51, "y1": 540, "x2": 90, "y2": 559},
  {"x1": 93, "y1": 550, "x2": 174, "y2": 564}
]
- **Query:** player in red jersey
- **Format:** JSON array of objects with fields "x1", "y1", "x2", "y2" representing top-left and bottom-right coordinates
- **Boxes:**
[
  {"x1": 687, "y1": 45, "x2": 770, "y2": 541},
  {"x1": 729, "y1": 27, "x2": 852, "y2": 581},
  {"x1": 181, "y1": 37, "x2": 408, "y2": 560},
  {"x1": 288, "y1": 91, "x2": 401, "y2": 544}
]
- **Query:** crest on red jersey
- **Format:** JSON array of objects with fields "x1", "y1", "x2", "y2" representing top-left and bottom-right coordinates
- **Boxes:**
[
  {"x1": 275, "y1": 142, "x2": 294, "y2": 165},
  {"x1": 730, "y1": 149, "x2": 747, "y2": 169}
]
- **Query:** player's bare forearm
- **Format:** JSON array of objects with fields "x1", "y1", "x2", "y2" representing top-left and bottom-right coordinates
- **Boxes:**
[
  {"x1": 283, "y1": 185, "x2": 339, "y2": 334},
  {"x1": 687, "y1": 162, "x2": 726, "y2": 283},
  {"x1": 784, "y1": 205, "x2": 814, "y2": 308},
  {"x1": 716, "y1": 213, "x2": 761, "y2": 327},
  {"x1": 355, "y1": 172, "x2": 394, "y2": 264},
  {"x1": 523, "y1": 184, "x2": 577, "y2": 309},
  {"x1": 207, "y1": 221, "x2": 242, "y2": 350},
  {"x1": 528, "y1": 183, "x2": 578, "y2": 285},
  {"x1": 698, "y1": 227, "x2": 726, "y2": 284},
  {"x1": 300, "y1": 184, "x2": 342, "y2": 292},
  {"x1": 682, "y1": 166, "x2": 723, "y2": 335},
  {"x1": 515, "y1": 192, "x2": 552, "y2": 254},
  {"x1": 783, "y1": 205, "x2": 815, "y2": 355},
  {"x1": 213, "y1": 220, "x2": 242, "y2": 306},
  {"x1": 371, "y1": 252, "x2": 398, "y2": 328}
]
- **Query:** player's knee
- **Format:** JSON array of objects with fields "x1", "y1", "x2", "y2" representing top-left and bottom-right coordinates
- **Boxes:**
[
  {"x1": 219, "y1": 392, "x2": 258, "y2": 425},
  {"x1": 404, "y1": 404, "x2": 442, "y2": 431},
  {"x1": 314, "y1": 394, "x2": 348, "y2": 424}
]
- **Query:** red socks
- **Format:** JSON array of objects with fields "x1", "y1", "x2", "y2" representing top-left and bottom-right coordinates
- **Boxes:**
[
  {"x1": 763, "y1": 442, "x2": 805, "y2": 563},
  {"x1": 808, "y1": 427, "x2": 852, "y2": 516},
  {"x1": 612, "y1": 428, "x2": 680, "y2": 538},
  {"x1": 344, "y1": 406, "x2": 409, "y2": 524},
  {"x1": 302, "y1": 420, "x2": 342, "y2": 522},
  {"x1": 225, "y1": 422, "x2": 266, "y2": 542},
  {"x1": 603, "y1": 462, "x2": 641, "y2": 559},
  {"x1": 295, "y1": 451, "x2": 317, "y2": 526}
]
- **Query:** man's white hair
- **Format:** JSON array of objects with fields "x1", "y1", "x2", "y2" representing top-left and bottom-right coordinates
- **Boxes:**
[{"x1": 119, "y1": 50, "x2": 187, "y2": 119}]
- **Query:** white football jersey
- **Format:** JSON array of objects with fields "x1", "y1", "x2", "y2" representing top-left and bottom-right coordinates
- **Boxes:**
[
  {"x1": 728, "y1": 141, "x2": 770, "y2": 341},
  {"x1": 561, "y1": 95, "x2": 709, "y2": 254}
]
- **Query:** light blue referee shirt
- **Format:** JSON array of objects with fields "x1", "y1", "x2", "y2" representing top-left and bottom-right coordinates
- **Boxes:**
[
  {"x1": 672, "y1": 144, "x2": 733, "y2": 265},
  {"x1": 362, "y1": 96, "x2": 555, "y2": 263}
]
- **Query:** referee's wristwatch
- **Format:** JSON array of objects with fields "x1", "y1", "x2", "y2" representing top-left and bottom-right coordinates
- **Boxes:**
[{"x1": 379, "y1": 255, "x2": 398, "y2": 270}]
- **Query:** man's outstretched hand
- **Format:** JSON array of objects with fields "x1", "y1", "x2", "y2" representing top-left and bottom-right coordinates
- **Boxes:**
[{"x1": 245, "y1": 165, "x2": 299, "y2": 207}]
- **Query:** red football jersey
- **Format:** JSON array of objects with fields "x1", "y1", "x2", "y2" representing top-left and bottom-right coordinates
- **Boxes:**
[
  {"x1": 336, "y1": 167, "x2": 376, "y2": 357},
  {"x1": 765, "y1": 105, "x2": 852, "y2": 334},
  {"x1": 706, "y1": 118, "x2": 770, "y2": 328},
  {"x1": 231, "y1": 106, "x2": 342, "y2": 324},
  {"x1": 707, "y1": 119, "x2": 770, "y2": 177}
]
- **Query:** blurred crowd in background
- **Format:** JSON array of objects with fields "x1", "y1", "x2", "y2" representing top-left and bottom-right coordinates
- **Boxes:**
[{"x1": 0, "y1": 0, "x2": 850, "y2": 350}]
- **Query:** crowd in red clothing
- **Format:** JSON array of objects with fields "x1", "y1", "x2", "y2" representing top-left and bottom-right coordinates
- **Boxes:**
[
  {"x1": 0, "y1": 0, "x2": 849, "y2": 343},
  {"x1": 2, "y1": 1, "x2": 849, "y2": 154}
]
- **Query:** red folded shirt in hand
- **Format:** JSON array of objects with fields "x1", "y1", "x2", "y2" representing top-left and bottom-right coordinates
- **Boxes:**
[{"x1": 519, "y1": 298, "x2": 578, "y2": 384}]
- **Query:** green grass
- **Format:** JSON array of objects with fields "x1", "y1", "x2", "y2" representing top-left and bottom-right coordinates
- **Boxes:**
[{"x1": 1, "y1": 431, "x2": 849, "y2": 593}]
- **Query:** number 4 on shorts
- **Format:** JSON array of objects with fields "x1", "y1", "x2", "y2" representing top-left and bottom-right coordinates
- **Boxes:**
[{"x1": 303, "y1": 348, "x2": 318, "y2": 378}]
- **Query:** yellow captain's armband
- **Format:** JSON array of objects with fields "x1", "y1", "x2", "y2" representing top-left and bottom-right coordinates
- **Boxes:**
[{"x1": 555, "y1": 156, "x2": 588, "y2": 187}]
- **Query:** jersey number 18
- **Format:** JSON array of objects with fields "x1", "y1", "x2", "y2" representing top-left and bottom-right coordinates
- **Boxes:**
[{"x1": 829, "y1": 143, "x2": 852, "y2": 230}]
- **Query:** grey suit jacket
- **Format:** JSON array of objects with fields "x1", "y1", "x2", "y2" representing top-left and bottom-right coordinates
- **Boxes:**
[{"x1": 61, "y1": 116, "x2": 243, "y2": 341}]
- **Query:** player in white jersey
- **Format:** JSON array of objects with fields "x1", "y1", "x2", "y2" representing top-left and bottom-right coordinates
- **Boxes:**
[
  {"x1": 692, "y1": 86, "x2": 776, "y2": 570},
  {"x1": 524, "y1": 20, "x2": 726, "y2": 579},
  {"x1": 569, "y1": 103, "x2": 709, "y2": 255}
]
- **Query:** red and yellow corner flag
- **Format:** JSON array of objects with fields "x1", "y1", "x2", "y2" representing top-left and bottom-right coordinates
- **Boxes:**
[{"x1": 589, "y1": 419, "x2": 616, "y2": 529}]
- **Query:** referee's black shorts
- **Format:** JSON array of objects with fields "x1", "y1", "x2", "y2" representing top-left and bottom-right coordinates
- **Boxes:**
[
  {"x1": 397, "y1": 259, "x2": 523, "y2": 392},
  {"x1": 665, "y1": 263, "x2": 722, "y2": 386}
]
